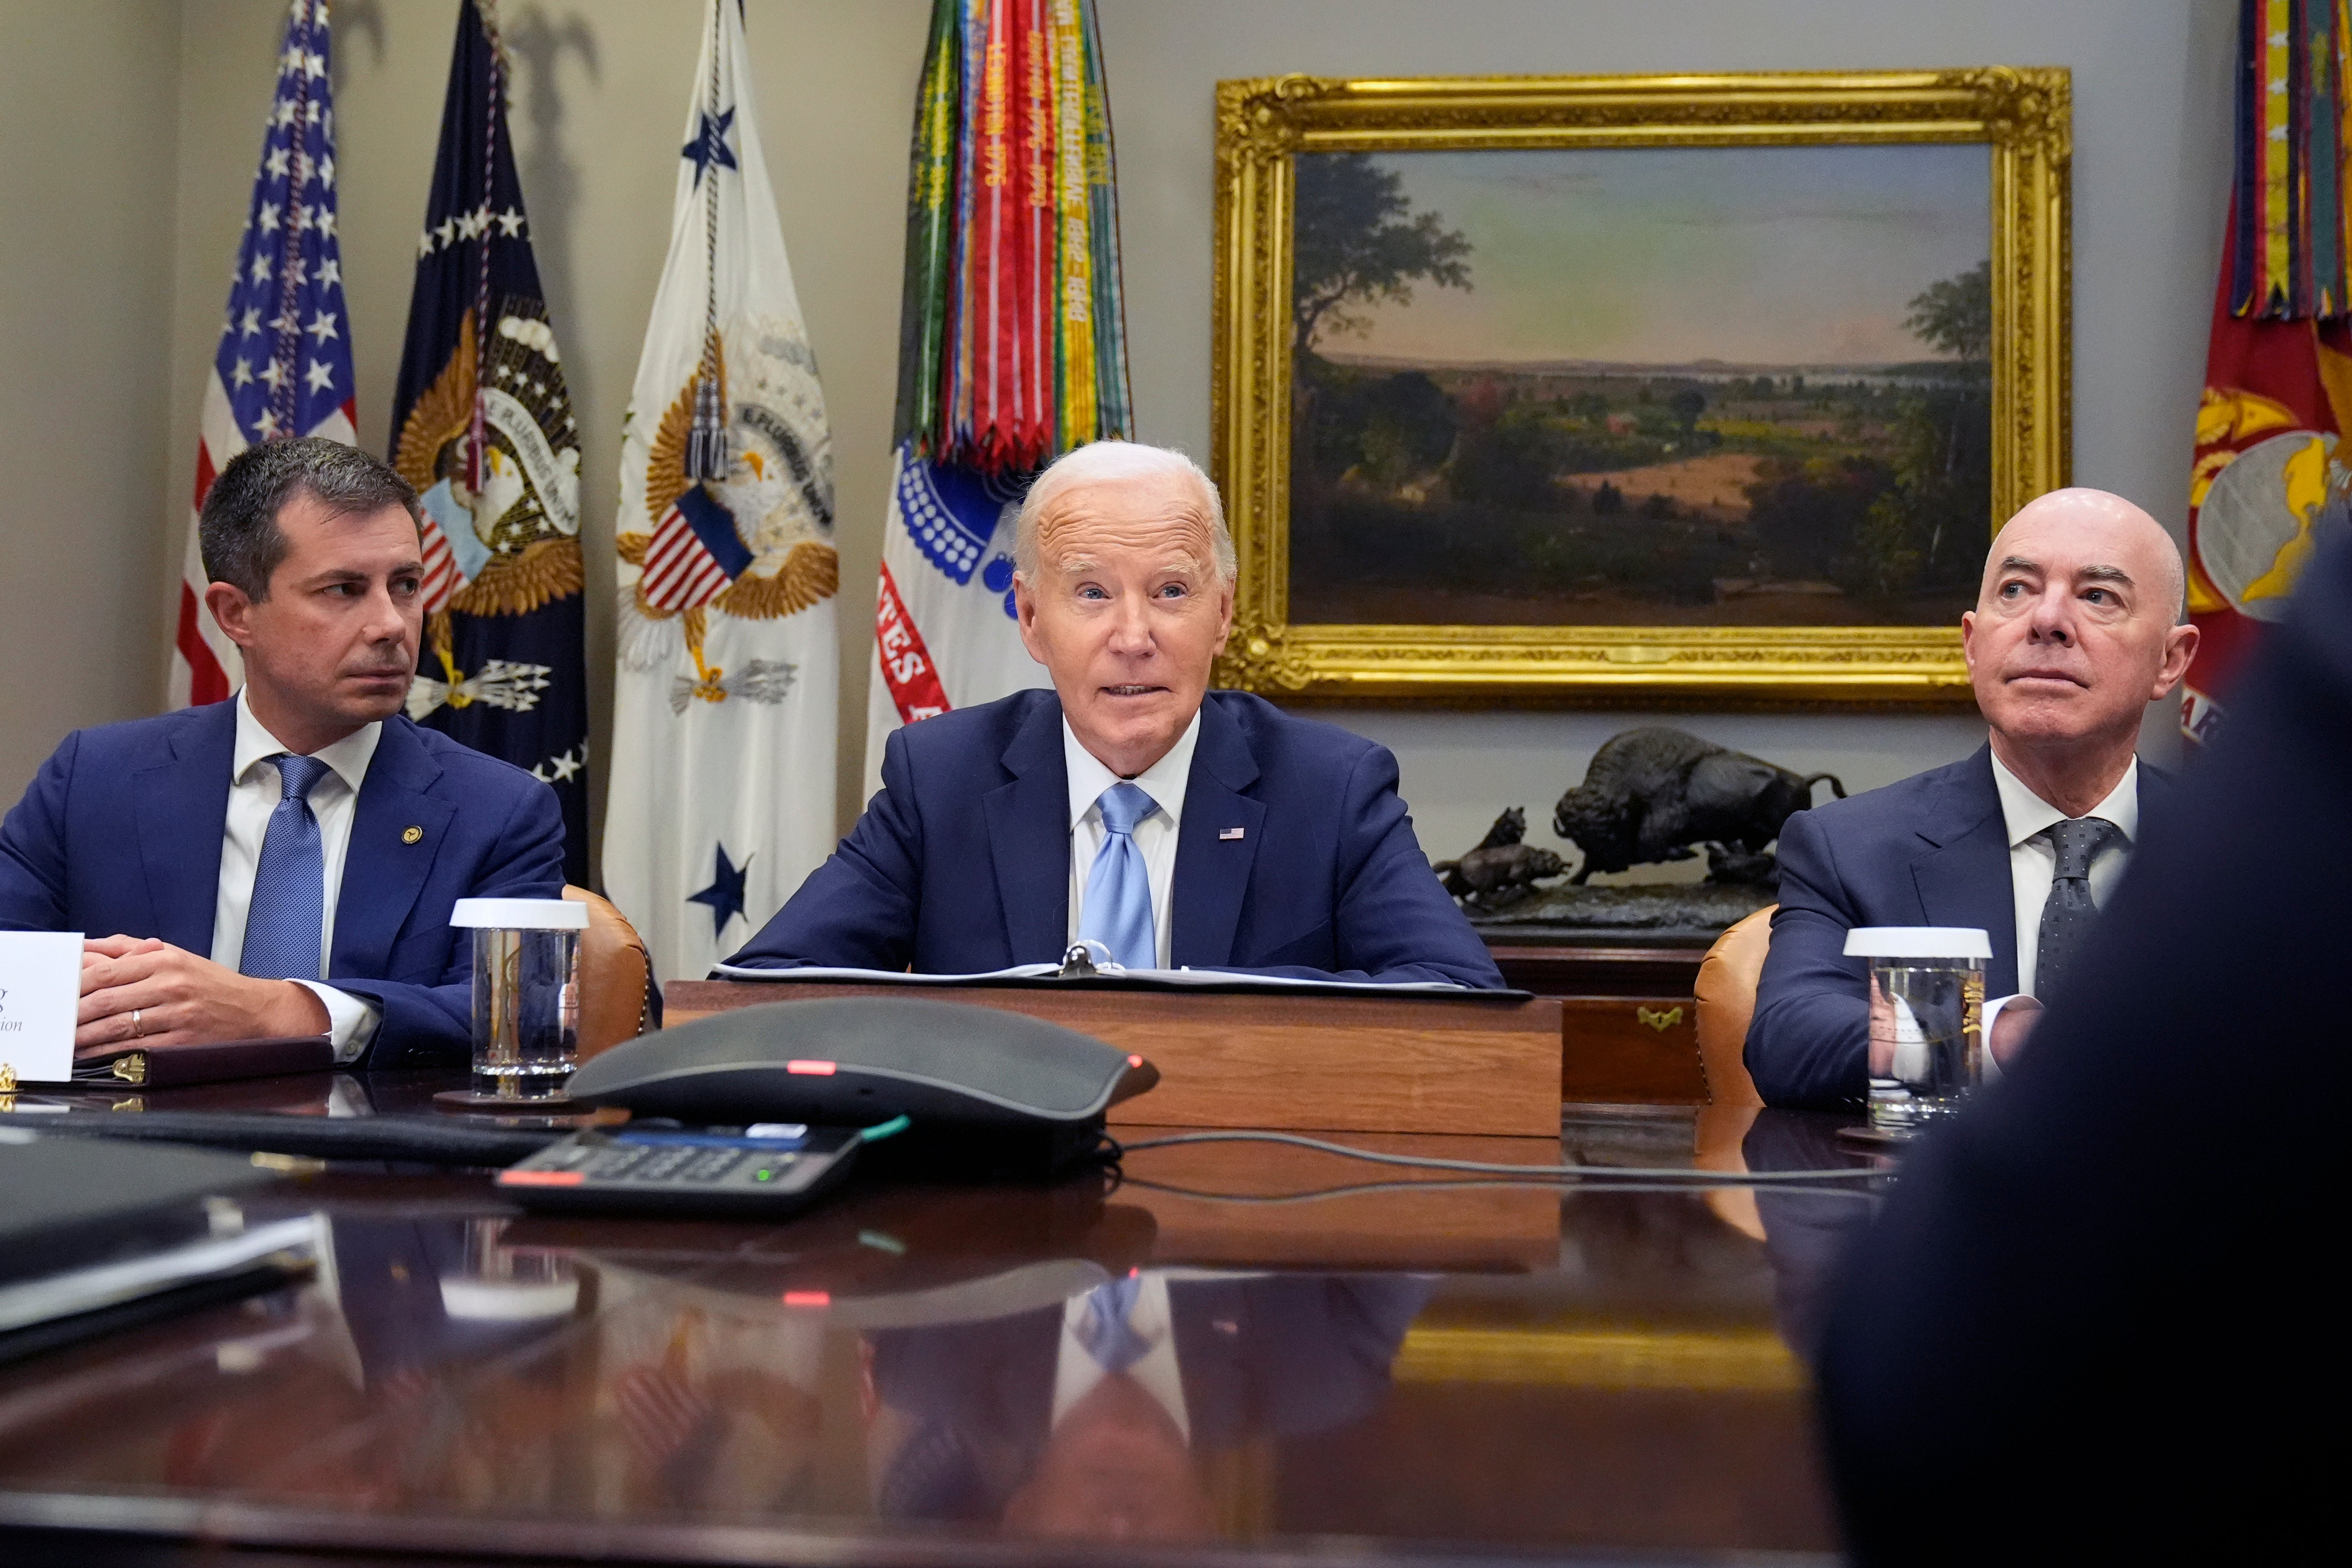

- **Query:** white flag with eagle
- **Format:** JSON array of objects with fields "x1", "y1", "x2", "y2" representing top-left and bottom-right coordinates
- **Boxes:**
[{"x1": 603, "y1": 0, "x2": 838, "y2": 983}]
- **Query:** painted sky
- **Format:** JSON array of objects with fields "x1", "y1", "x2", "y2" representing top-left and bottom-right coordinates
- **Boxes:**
[{"x1": 1312, "y1": 143, "x2": 1991, "y2": 367}]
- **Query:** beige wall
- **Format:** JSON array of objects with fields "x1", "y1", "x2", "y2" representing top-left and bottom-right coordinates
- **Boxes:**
[
  {"x1": 0, "y1": 0, "x2": 182, "y2": 800},
  {"x1": 11, "y1": 0, "x2": 2235, "y2": 876}
]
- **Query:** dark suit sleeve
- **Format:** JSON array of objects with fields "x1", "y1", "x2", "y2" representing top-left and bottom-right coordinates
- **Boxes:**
[
  {"x1": 0, "y1": 731, "x2": 77, "y2": 931},
  {"x1": 1228, "y1": 742, "x2": 1503, "y2": 989},
  {"x1": 337, "y1": 776, "x2": 566, "y2": 1067},
  {"x1": 723, "y1": 724, "x2": 927, "y2": 972},
  {"x1": 1813, "y1": 540, "x2": 2352, "y2": 1564},
  {"x1": 1743, "y1": 807, "x2": 1870, "y2": 1109}
]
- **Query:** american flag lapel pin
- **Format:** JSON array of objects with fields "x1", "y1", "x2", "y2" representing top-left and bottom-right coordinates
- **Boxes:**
[{"x1": 1220, "y1": 827, "x2": 1246, "y2": 841}]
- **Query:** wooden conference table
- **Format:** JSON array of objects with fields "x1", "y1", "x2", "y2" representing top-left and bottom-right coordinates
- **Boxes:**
[{"x1": 0, "y1": 1059, "x2": 1875, "y2": 1565}]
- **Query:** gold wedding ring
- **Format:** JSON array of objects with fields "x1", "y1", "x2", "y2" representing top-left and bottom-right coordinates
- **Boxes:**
[{"x1": 129, "y1": 1008, "x2": 145, "y2": 1039}]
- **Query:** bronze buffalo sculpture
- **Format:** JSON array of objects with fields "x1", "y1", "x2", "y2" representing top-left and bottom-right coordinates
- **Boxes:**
[{"x1": 1552, "y1": 727, "x2": 1845, "y2": 886}]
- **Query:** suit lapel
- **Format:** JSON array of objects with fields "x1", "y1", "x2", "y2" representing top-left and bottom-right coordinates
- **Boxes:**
[
  {"x1": 1907, "y1": 747, "x2": 2020, "y2": 997},
  {"x1": 981, "y1": 697, "x2": 1072, "y2": 966},
  {"x1": 1170, "y1": 698, "x2": 1263, "y2": 968},
  {"x1": 132, "y1": 704, "x2": 236, "y2": 953},
  {"x1": 331, "y1": 719, "x2": 455, "y2": 978}
]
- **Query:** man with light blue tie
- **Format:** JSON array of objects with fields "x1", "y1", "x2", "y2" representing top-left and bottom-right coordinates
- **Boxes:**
[
  {"x1": 729, "y1": 440, "x2": 1500, "y2": 986},
  {"x1": 0, "y1": 438, "x2": 564, "y2": 1066}
]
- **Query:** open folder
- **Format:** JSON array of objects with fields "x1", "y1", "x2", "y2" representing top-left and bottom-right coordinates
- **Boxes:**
[{"x1": 710, "y1": 962, "x2": 1528, "y2": 1000}]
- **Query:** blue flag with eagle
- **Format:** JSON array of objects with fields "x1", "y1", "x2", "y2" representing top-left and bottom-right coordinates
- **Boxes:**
[
  {"x1": 387, "y1": 0, "x2": 590, "y2": 883},
  {"x1": 604, "y1": 0, "x2": 840, "y2": 981}
]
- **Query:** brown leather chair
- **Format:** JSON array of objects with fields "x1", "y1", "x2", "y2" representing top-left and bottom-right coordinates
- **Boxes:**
[
  {"x1": 1695, "y1": 904, "x2": 1774, "y2": 1108},
  {"x1": 1693, "y1": 904, "x2": 1775, "y2": 1240},
  {"x1": 563, "y1": 886, "x2": 655, "y2": 1061}
]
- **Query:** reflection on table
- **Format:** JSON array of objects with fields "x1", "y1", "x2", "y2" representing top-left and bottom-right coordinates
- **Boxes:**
[{"x1": 0, "y1": 1078, "x2": 1882, "y2": 1563}]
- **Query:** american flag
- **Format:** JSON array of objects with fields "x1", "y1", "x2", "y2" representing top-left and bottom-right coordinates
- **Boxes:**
[{"x1": 169, "y1": 0, "x2": 355, "y2": 709}]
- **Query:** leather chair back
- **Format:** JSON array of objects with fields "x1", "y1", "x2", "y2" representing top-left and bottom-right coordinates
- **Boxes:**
[
  {"x1": 1694, "y1": 904, "x2": 1775, "y2": 1108},
  {"x1": 1691, "y1": 904, "x2": 1776, "y2": 1239},
  {"x1": 563, "y1": 886, "x2": 654, "y2": 1061}
]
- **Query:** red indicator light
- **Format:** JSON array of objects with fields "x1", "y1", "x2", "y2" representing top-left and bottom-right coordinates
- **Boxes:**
[
  {"x1": 786, "y1": 1060, "x2": 837, "y2": 1075},
  {"x1": 1127, "y1": 1054, "x2": 1144, "y2": 1068},
  {"x1": 497, "y1": 1169, "x2": 586, "y2": 1187},
  {"x1": 782, "y1": 1291, "x2": 832, "y2": 1307}
]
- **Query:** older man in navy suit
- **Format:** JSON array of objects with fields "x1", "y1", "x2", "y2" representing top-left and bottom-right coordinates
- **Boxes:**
[
  {"x1": 1744, "y1": 488, "x2": 2198, "y2": 1108},
  {"x1": 729, "y1": 441, "x2": 1499, "y2": 987},
  {"x1": 0, "y1": 439, "x2": 563, "y2": 1067}
]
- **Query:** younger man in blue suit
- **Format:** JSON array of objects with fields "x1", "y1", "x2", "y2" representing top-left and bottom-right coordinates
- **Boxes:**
[
  {"x1": 730, "y1": 440, "x2": 1500, "y2": 987},
  {"x1": 1744, "y1": 488, "x2": 2198, "y2": 1107},
  {"x1": 0, "y1": 438, "x2": 564, "y2": 1067}
]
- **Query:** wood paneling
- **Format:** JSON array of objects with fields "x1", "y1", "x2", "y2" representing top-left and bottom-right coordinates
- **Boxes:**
[{"x1": 663, "y1": 980, "x2": 1565, "y2": 1137}]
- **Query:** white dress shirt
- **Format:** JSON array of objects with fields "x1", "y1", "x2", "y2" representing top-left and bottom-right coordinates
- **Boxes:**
[
  {"x1": 1063, "y1": 711, "x2": 1200, "y2": 971},
  {"x1": 211, "y1": 690, "x2": 383, "y2": 1062},
  {"x1": 1988, "y1": 750, "x2": 2138, "y2": 1000},
  {"x1": 1051, "y1": 1272, "x2": 1190, "y2": 1441}
]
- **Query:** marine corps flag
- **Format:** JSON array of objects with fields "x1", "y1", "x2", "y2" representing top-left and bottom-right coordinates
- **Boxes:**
[
  {"x1": 388, "y1": 0, "x2": 590, "y2": 882},
  {"x1": 169, "y1": 0, "x2": 354, "y2": 709},
  {"x1": 864, "y1": 0, "x2": 1134, "y2": 792},
  {"x1": 2183, "y1": 1, "x2": 2352, "y2": 745},
  {"x1": 604, "y1": 0, "x2": 840, "y2": 981}
]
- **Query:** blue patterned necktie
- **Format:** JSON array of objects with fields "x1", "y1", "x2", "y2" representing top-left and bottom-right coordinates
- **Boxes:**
[
  {"x1": 1078, "y1": 781, "x2": 1157, "y2": 970},
  {"x1": 2034, "y1": 816, "x2": 2125, "y2": 1006},
  {"x1": 1079, "y1": 1276, "x2": 1150, "y2": 1375},
  {"x1": 240, "y1": 753, "x2": 333, "y2": 981}
]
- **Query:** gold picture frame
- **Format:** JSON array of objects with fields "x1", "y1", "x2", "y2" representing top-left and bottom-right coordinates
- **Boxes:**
[{"x1": 1210, "y1": 69, "x2": 2071, "y2": 702}]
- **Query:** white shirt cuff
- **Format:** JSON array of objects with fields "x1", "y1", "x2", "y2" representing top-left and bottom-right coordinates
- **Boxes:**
[
  {"x1": 294, "y1": 980, "x2": 382, "y2": 1065},
  {"x1": 1980, "y1": 993, "x2": 2034, "y2": 1082}
]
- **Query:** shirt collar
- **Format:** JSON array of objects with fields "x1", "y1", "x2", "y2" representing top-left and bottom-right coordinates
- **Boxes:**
[
  {"x1": 233, "y1": 687, "x2": 383, "y2": 797},
  {"x1": 1988, "y1": 746, "x2": 2139, "y2": 849},
  {"x1": 1064, "y1": 709, "x2": 1201, "y2": 830}
]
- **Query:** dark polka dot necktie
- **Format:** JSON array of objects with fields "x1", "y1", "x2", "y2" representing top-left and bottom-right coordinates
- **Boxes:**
[{"x1": 2034, "y1": 816, "x2": 2124, "y2": 1007}]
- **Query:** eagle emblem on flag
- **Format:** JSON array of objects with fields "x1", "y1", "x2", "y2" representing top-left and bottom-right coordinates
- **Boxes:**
[{"x1": 616, "y1": 318, "x2": 838, "y2": 706}]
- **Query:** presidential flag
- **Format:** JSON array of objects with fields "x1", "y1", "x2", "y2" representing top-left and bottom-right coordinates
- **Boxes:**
[
  {"x1": 388, "y1": 0, "x2": 590, "y2": 883},
  {"x1": 604, "y1": 0, "x2": 840, "y2": 982},
  {"x1": 2183, "y1": 0, "x2": 2352, "y2": 746},
  {"x1": 169, "y1": 0, "x2": 353, "y2": 709},
  {"x1": 864, "y1": 0, "x2": 1134, "y2": 793}
]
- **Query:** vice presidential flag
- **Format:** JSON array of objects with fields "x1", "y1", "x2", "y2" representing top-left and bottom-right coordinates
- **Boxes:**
[
  {"x1": 604, "y1": 0, "x2": 839, "y2": 981},
  {"x1": 864, "y1": 0, "x2": 1134, "y2": 793},
  {"x1": 2182, "y1": 1, "x2": 2352, "y2": 746},
  {"x1": 388, "y1": 0, "x2": 590, "y2": 882},
  {"x1": 169, "y1": 0, "x2": 354, "y2": 708}
]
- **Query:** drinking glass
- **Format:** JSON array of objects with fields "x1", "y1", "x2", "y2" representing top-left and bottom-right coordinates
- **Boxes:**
[{"x1": 1844, "y1": 927, "x2": 1990, "y2": 1130}]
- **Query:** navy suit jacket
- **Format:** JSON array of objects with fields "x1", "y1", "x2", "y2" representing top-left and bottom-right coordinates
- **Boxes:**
[
  {"x1": 1812, "y1": 537, "x2": 2352, "y2": 1565},
  {"x1": 0, "y1": 700, "x2": 565, "y2": 1066},
  {"x1": 1745, "y1": 745, "x2": 2172, "y2": 1109},
  {"x1": 727, "y1": 688, "x2": 1503, "y2": 988}
]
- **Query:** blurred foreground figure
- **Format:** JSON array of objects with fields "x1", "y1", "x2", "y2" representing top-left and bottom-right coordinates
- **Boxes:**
[{"x1": 1815, "y1": 531, "x2": 2344, "y2": 1562}]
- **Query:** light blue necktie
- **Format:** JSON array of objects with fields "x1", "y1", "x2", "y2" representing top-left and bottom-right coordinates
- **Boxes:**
[
  {"x1": 1079, "y1": 781, "x2": 1157, "y2": 970},
  {"x1": 239, "y1": 753, "x2": 332, "y2": 981},
  {"x1": 1079, "y1": 1276, "x2": 1150, "y2": 1375}
]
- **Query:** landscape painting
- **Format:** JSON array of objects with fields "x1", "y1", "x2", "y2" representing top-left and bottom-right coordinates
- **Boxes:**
[{"x1": 1287, "y1": 143, "x2": 1996, "y2": 628}]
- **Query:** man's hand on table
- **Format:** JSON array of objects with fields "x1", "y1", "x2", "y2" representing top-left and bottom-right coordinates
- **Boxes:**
[{"x1": 76, "y1": 935, "x2": 330, "y2": 1052}]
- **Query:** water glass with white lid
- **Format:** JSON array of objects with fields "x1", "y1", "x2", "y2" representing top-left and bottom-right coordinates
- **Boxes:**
[
  {"x1": 447, "y1": 897, "x2": 588, "y2": 1107},
  {"x1": 1844, "y1": 926, "x2": 1991, "y2": 1130}
]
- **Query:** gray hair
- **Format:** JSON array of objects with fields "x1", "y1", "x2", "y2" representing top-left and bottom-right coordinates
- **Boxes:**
[
  {"x1": 1010, "y1": 440, "x2": 1237, "y2": 584},
  {"x1": 199, "y1": 437, "x2": 420, "y2": 601}
]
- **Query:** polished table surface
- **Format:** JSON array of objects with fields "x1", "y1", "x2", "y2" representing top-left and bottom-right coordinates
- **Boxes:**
[{"x1": 0, "y1": 1070, "x2": 1877, "y2": 1566}]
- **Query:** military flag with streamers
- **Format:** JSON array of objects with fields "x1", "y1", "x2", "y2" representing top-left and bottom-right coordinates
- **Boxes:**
[
  {"x1": 2184, "y1": 0, "x2": 2352, "y2": 745},
  {"x1": 169, "y1": 0, "x2": 354, "y2": 710},
  {"x1": 864, "y1": 0, "x2": 1133, "y2": 792},
  {"x1": 604, "y1": 0, "x2": 840, "y2": 981},
  {"x1": 388, "y1": 0, "x2": 590, "y2": 882}
]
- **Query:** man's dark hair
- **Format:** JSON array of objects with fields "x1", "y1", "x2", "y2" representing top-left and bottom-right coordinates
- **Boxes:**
[{"x1": 199, "y1": 437, "x2": 420, "y2": 601}]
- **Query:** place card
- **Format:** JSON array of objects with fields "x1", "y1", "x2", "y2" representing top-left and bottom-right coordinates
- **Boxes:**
[{"x1": 0, "y1": 932, "x2": 84, "y2": 1088}]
